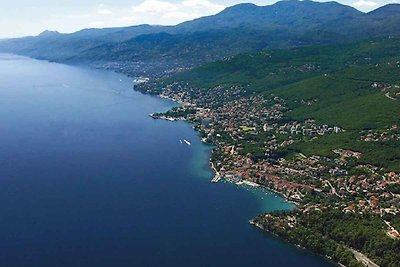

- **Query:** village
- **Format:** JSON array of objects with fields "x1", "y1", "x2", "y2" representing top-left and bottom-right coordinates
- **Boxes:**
[{"x1": 139, "y1": 80, "x2": 400, "y2": 238}]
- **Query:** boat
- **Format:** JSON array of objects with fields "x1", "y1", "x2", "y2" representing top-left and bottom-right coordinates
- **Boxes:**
[
  {"x1": 183, "y1": 139, "x2": 191, "y2": 146},
  {"x1": 242, "y1": 180, "x2": 260, "y2": 187},
  {"x1": 133, "y1": 77, "x2": 149, "y2": 84}
]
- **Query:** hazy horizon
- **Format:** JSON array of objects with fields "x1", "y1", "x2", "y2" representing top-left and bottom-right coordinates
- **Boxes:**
[{"x1": 1, "y1": 0, "x2": 399, "y2": 39}]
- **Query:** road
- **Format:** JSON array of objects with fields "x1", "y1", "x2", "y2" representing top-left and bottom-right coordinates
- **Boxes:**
[
  {"x1": 385, "y1": 92, "x2": 396, "y2": 100},
  {"x1": 350, "y1": 249, "x2": 380, "y2": 267}
]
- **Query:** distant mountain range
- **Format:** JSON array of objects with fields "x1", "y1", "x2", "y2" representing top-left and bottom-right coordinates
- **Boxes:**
[{"x1": 1, "y1": 0, "x2": 400, "y2": 76}]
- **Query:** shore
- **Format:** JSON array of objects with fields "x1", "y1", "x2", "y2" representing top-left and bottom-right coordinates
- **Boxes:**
[
  {"x1": 210, "y1": 161, "x2": 222, "y2": 183},
  {"x1": 148, "y1": 95, "x2": 299, "y2": 206},
  {"x1": 249, "y1": 219, "x2": 349, "y2": 267},
  {"x1": 136, "y1": 83, "x2": 375, "y2": 267}
]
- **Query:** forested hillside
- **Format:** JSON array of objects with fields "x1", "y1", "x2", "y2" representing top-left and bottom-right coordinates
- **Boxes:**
[
  {"x1": 1, "y1": 1, "x2": 400, "y2": 77},
  {"x1": 137, "y1": 37, "x2": 400, "y2": 266}
]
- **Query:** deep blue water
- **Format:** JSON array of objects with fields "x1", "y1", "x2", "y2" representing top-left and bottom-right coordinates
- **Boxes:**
[{"x1": 0, "y1": 54, "x2": 333, "y2": 266}]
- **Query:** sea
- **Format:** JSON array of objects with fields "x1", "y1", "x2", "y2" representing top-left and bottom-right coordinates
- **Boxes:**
[{"x1": 0, "y1": 54, "x2": 333, "y2": 266}]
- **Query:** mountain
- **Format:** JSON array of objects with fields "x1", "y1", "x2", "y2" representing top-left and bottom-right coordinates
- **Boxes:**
[
  {"x1": 0, "y1": 24, "x2": 169, "y2": 61},
  {"x1": 37, "y1": 30, "x2": 61, "y2": 37},
  {"x1": 368, "y1": 3, "x2": 400, "y2": 18},
  {"x1": 174, "y1": 1, "x2": 362, "y2": 32},
  {"x1": 68, "y1": 0, "x2": 367, "y2": 64},
  {"x1": 1, "y1": 1, "x2": 400, "y2": 76}
]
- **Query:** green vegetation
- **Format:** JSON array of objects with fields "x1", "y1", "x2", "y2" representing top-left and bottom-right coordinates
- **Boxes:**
[
  {"x1": 3, "y1": 2, "x2": 400, "y2": 266},
  {"x1": 275, "y1": 64, "x2": 400, "y2": 129},
  {"x1": 169, "y1": 38, "x2": 400, "y2": 172},
  {"x1": 170, "y1": 38, "x2": 400, "y2": 93},
  {"x1": 3, "y1": 2, "x2": 400, "y2": 78},
  {"x1": 254, "y1": 209, "x2": 400, "y2": 267},
  {"x1": 269, "y1": 63, "x2": 400, "y2": 171},
  {"x1": 156, "y1": 37, "x2": 400, "y2": 266},
  {"x1": 240, "y1": 126, "x2": 256, "y2": 132}
]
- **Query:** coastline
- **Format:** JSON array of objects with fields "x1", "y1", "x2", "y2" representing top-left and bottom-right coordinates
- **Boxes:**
[
  {"x1": 148, "y1": 91, "x2": 299, "y2": 206},
  {"x1": 210, "y1": 161, "x2": 222, "y2": 183},
  {"x1": 248, "y1": 219, "x2": 342, "y2": 267},
  {"x1": 127, "y1": 72, "x2": 396, "y2": 267},
  {"x1": 3, "y1": 55, "x2": 388, "y2": 267},
  {"x1": 121, "y1": 71, "x2": 390, "y2": 267},
  {"x1": 249, "y1": 218, "x2": 378, "y2": 267},
  {"x1": 2, "y1": 56, "x2": 324, "y2": 267},
  {"x1": 136, "y1": 87, "x2": 362, "y2": 267}
]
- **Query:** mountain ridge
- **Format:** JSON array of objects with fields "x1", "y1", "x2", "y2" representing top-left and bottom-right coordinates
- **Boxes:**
[{"x1": 1, "y1": 1, "x2": 399, "y2": 76}]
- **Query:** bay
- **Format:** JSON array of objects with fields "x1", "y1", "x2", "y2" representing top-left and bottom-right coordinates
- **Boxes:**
[{"x1": 0, "y1": 54, "x2": 332, "y2": 266}]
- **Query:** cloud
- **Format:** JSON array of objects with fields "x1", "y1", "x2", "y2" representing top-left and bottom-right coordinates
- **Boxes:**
[
  {"x1": 124, "y1": 0, "x2": 227, "y2": 25},
  {"x1": 162, "y1": 11, "x2": 202, "y2": 20},
  {"x1": 132, "y1": 0, "x2": 178, "y2": 14},
  {"x1": 90, "y1": 21, "x2": 105, "y2": 27},
  {"x1": 116, "y1": 16, "x2": 137, "y2": 24},
  {"x1": 353, "y1": 0, "x2": 378, "y2": 7},
  {"x1": 182, "y1": 0, "x2": 225, "y2": 13},
  {"x1": 98, "y1": 9, "x2": 113, "y2": 15},
  {"x1": 97, "y1": 4, "x2": 113, "y2": 15}
]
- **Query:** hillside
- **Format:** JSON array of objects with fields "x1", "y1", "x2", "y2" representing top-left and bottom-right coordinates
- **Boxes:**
[
  {"x1": 274, "y1": 64, "x2": 400, "y2": 171},
  {"x1": 1, "y1": 1, "x2": 400, "y2": 76},
  {"x1": 0, "y1": 24, "x2": 169, "y2": 61},
  {"x1": 137, "y1": 38, "x2": 400, "y2": 266},
  {"x1": 67, "y1": 1, "x2": 400, "y2": 72},
  {"x1": 144, "y1": 37, "x2": 400, "y2": 172},
  {"x1": 169, "y1": 38, "x2": 400, "y2": 92}
]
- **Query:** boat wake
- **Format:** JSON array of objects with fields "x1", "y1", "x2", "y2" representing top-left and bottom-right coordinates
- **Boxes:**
[{"x1": 180, "y1": 139, "x2": 191, "y2": 146}]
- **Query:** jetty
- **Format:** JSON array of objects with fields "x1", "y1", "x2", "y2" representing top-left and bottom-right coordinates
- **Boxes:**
[
  {"x1": 211, "y1": 174, "x2": 221, "y2": 183},
  {"x1": 210, "y1": 162, "x2": 221, "y2": 183}
]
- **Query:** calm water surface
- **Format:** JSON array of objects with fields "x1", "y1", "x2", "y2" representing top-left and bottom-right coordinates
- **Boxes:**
[{"x1": 0, "y1": 54, "x2": 332, "y2": 266}]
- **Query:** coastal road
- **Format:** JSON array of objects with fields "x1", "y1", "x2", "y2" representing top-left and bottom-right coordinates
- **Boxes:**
[
  {"x1": 385, "y1": 92, "x2": 396, "y2": 100},
  {"x1": 350, "y1": 249, "x2": 380, "y2": 267}
]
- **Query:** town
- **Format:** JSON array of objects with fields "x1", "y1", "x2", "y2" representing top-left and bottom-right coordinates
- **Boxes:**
[{"x1": 138, "y1": 81, "x2": 400, "y2": 220}]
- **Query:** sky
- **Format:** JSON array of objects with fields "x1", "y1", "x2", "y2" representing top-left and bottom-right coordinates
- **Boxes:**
[{"x1": 0, "y1": 0, "x2": 399, "y2": 38}]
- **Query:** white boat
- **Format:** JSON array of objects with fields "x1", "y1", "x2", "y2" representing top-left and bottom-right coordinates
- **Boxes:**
[
  {"x1": 242, "y1": 180, "x2": 260, "y2": 187},
  {"x1": 183, "y1": 139, "x2": 191, "y2": 146},
  {"x1": 133, "y1": 77, "x2": 149, "y2": 84},
  {"x1": 180, "y1": 139, "x2": 183, "y2": 144}
]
